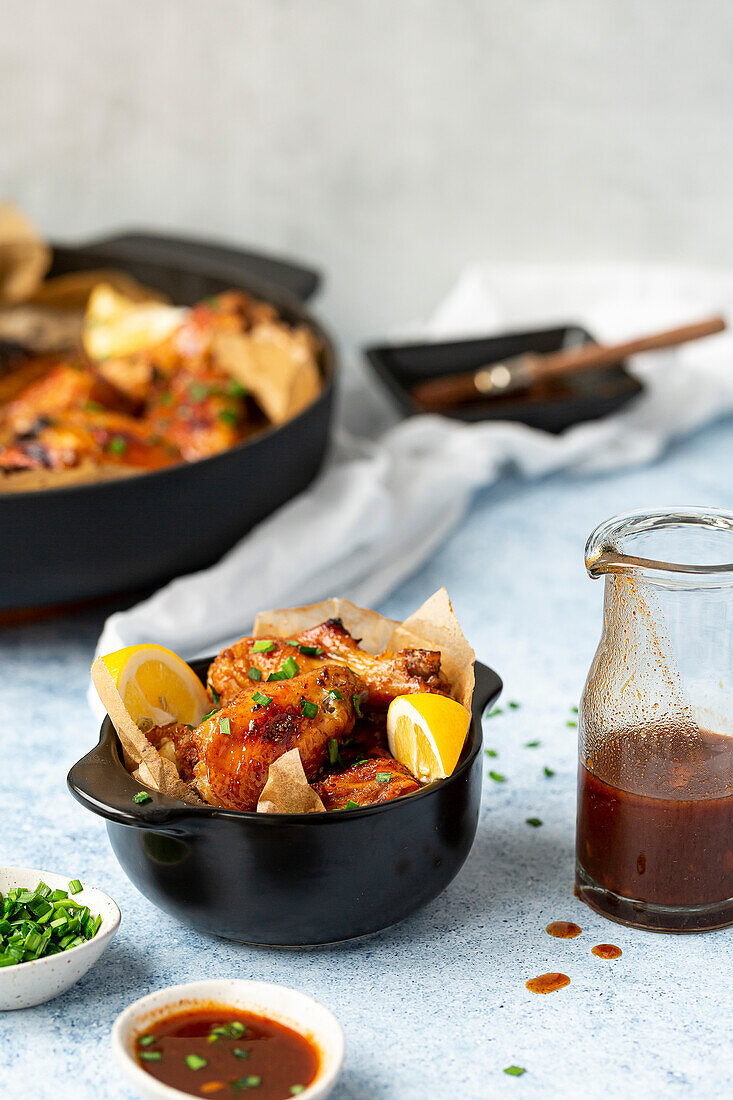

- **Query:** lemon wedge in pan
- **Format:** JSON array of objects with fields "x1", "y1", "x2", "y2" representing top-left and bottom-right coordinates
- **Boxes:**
[
  {"x1": 83, "y1": 283, "x2": 186, "y2": 360},
  {"x1": 387, "y1": 693, "x2": 471, "y2": 783},
  {"x1": 92, "y1": 644, "x2": 209, "y2": 732}
]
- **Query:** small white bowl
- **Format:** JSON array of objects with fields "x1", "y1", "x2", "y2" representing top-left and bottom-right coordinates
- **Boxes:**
[
  {"x1": 0, "y1": 866, "x2": 120, "y2": 1010},
  {"x1": 113, "y1": 979, "x2": 344, "y2": 1100}
]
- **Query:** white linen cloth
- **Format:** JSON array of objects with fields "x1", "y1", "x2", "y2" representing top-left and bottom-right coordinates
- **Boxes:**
[{"x1": 92, "y1": 263, "x2": 733, "y2": 676}]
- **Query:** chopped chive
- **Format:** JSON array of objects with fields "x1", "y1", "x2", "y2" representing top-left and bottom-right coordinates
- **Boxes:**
[
  {"x1": 280, "y1": 656, "x2": 299, "y2": 678},
  {"x1": 233, "y1": 1048, "x2": 250, "y2": 1060},
  {"x1": 376, "y1": 773, "x2": 392, "y2": 783},
  {"x1": 566, "y1": 720, "x2": 577, "y2": 728},
  {"x1": 185, "y1": 1054, "x2": 208, "y2": 1070},
  {"x1": 286, "y1": 639, "x2": 298, "y2": 646},
  {"x1": 488, "y1": 707, "x2": 503, "y2": 718},
  {"x1": 328, "y1": 738, "x2": 339, "y2": 764},
  {"x1": 210, "y1": 686, "x2": 221, "y2": 705},
  {"x1": 227, "y1": 1022, "x2": 246, "y2": 1037},
  {"x1": 252, "y1": 640, "x2": 276, "y2": 653},
  {"x1": 504, "y1": 1065, "x2": 526, "y2": 1076},
  {"x1": 290, "y1": 1089, "x2": 306, "y2": 1096},
  {"x1": 219, "y1": 717, "x2": 231, "y2": 737},
  {"x1": 488, "y1": 771, "x2": 506, "y2": 783},
  {"x1": 138, "y1": 1035, "x2": 156, "y2": 1047},
  {"x1": 232, "y1": 1076, "x2": 262, "y2": 1090},
  {"x1": 133, "y1": 792, "x2": 152, "y2": 804},
  {"x1": 484, "y1": 749, "x2": 498, "y2": 758},
  {"x1": 570, "y1": 706, "x2": 579, "y2": 713},
  {"x1": 298, "y1": 644, "x2": 323, "y2": 656},
  {"x1": 544, "y1": 766, "x2": 555, "y2": 778},
  {"x1": 219, "y1": 408, "x2": 239, "y2": 426},
  {"x1": 327, "y1": 689, "x2": 343, "y2": 701},
  {"x1": 301, "y1": 700, "x2": 318, "y2": 719},
  {"x1": 68, "y1": 880, "x2": 82, "y2": 895},
  {"x1": 345, "y1": 801, "x2": 360, "y2": 810},
  {"x1": 252, "y1": 692, "x2": 273, "y2": 707},
  {"x1": 352, "y1": 694, "x2": 363, "y2": 718},
  {"x1": 201, "y1": 708, "x2": 219, "y2": 722},
  {"x1": 524, "y1": 740, "x2": 541, "y2": 748},
  {"x1": 508, "y1": 701, "x2": 520, "y2": 709},
  {"x1": 525, "y1": 818, "x2": 543, "y2": 828},
  {"x1": 189, "y1": 383, "x2": 209, "y2": 401},
  {"x1": 107, "y1": 435, "x2": 127, "y2": 455},
  {"x1": 139, "y1": 1051, "x2": 162, "y2": 1062},
  {"x1": 229, "y1": 380, "x2": 248, "y2": 397},
  {"x1": 247, "y1": 667, "x2": 262, "y2": 681}
]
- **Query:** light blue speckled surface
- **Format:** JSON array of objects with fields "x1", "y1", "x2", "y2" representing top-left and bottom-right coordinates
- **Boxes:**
[{"x1": 2, "y1": 420, "x2": 733, "y2": 1099}]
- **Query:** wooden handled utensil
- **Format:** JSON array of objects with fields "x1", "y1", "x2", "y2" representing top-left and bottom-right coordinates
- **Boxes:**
[{"x1": 411, "y1": 315, "x2": 727, "y2": 411}]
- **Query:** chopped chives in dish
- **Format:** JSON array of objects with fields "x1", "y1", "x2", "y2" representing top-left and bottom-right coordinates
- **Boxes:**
[{"x1": 0, "y1": 880, "x2": 101, "y2": 967}]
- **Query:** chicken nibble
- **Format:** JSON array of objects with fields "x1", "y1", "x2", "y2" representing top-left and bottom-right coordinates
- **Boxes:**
[
  {"x1": 208, "y1": 618, "x2": 448, "y2": 709},
  {"x1": 314, "y1": 758, "x2": 420, "y2": 810},
  {"x1": 170, "y1": 664, "x2": 365, "y2": 811}
]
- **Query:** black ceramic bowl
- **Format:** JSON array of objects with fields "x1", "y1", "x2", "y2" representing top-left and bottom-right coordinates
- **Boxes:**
[
  {"x1": 68, "y1": 659, "x2": 501, "y2": 946},
  {"x1": 365, "y1": 324, "x2": 643, "y2": 434},
  {"x1": 1, "y1": 231, "x2": 335, "y2": 610}
]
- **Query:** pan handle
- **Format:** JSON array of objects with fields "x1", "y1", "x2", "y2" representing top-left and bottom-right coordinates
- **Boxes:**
[{"x1": 82, "y1": 230, "x2": 322, "y2": 302}]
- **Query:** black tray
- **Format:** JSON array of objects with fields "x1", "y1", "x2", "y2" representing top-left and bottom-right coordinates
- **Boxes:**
[
  {"x1": 365, "y1": 324, "x2": 643, "y2": 434},
  {"x1": 1, "y1": 231, "x2": 335, "y2": 610}
]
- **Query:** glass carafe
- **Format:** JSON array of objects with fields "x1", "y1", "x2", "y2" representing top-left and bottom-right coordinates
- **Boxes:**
[{"x1": 576, "y1": 507, "x2": 733, "y2": 932}]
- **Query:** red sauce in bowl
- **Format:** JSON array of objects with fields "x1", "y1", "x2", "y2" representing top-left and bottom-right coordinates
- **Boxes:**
[{"x1": 135, "y1": 1005, "x2": 319, "y2": 1098}]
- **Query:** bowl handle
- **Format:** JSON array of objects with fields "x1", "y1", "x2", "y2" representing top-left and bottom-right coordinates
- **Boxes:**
[
  {"x1": 79, "y1": 230, "x2": 322, "y2": 302},
  {"x1": 473, "y1": 661, "x2": 503, "y2": 717}
]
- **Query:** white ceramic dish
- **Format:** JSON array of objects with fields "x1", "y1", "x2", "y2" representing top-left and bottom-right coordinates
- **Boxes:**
[
  {"x1": 112, "y1": 979, "x2": 345, "y2": 1100},
  {"x1": 0, "y1": 866, "x2": 120, "y2": 1010}
]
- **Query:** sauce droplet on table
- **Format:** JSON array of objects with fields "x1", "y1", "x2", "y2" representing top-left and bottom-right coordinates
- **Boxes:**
[
  {"x1": 546, "y1": 921, "x2": 582, "y2": 939},
  {"x1": 592, "y1": 943, "x2": 622, "y2": 959},
  {"x1": 526, "y1": 972, "x2": 571, "y2": 994}
]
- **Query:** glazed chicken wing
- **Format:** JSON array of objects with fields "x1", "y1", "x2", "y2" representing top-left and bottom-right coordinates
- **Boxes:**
[
  {"x1": 314, "y1": 758, "x2": 420, "y2": 810},
  {"x1": 208, "y1": 619, "x2": 447, "y2": 709},
  {"x1": 190, "y1": 665, "x2": 364, "y2": 811}
]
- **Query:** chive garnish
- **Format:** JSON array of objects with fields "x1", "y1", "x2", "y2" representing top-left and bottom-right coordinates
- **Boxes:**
[
  {"x1": 185, "y1": 1054, "x2": 208, "y2": 1070},
  {"x1": 290, "y1": 1089, "x2": 306, "y2": 1096},
  {"x1": 229, "y1": 381, "x2": 248, "y2": 397},
  {"x1": 544, "y1": 766, "x2": 556, "y2": 777},
  {"x1": 328, "y1": 738, "x2": 339, "y2": 764},
  {"x1": 345, "y1": 801, "x2": 359, "y2": 810},
  {"x1": 570, "y1": 705, "x2": 579, "y2": 713},
  {"x1": 202, "y1": 708, "x2": 219, "y2": 722},
  {"x1": 189, "y1": 383, "x2": 209, "y2": 401},
  {"x1": 508, "y1": 701, "x2": 520, "y2": 709},
  {"x1": 488, "y1": 771, "x2": 506, "y2": 783},
  {"x1": 488, "y1": 707, "x2": 503, "y2": 717},
  {"x1": 567, "y1": 720, "x2": 578, "y2": 728},
  {"x1": 524, "y1": 740, "x2": 541, "y2": 748},
  {"x1": 138, "y1": 1035, "x2": 156, "y2": 1047},
  {"x1": 252, "y1": 692, "x2": 273, "y2": 707},
  {"x1": 298, "y1": 644, "x2": 323, "y2": 656},
  {"x1": 133, "y1": 792, "x2": 152, "y2": 804},
  {"x1": 484, "y1": 749, "x2": 498, "y2": 758},
  {"x1": 247, "y1": 667, "x2": 262, "y2": 681},
  {"x1": 233, "y1": 1048, "x2": 250, "y2": 1060},
  {"x1": 252, "y1": 640, "x2": 276, "y2": 653},
  {"x1": 107, "y1": 435, "x2": 127, "y2": 455},
  {"x1": 301, "y1": 700, "x2": 318, "y2": 719},
  {"x1": 210, "y1": 686, "x2": 221, "y2": 705},
  {"x1": 280, "y1": 656, "x2": 299, "y2": 678},
  {"x1": 525, "y1": 818, "x2": 543, "y2": 828},
  {"x1": 232, "y1": 1076, "x2": 262, "y2": 1090},
  {"x1": 219, "y1": 717, "x2": 231, "y2": 737},
  {"x1": 140, "y1": 1051, "x2": 162, "y2": 1062},
  {"x1": 504, "y1": 1066, "x2": 526, "y2": 1076},
  {"x1": 376, "y1": 773, "x2": 391, "y2": 783},
  {"x1": 327, "y1": 689, "x2": 343, "y2": 701},
  {"x1": 352, "y1": 694, "x2": 363, "y2": 718},
  {"x1": 219, "y1": 408, "x2": 239, "y2": 426},
  {"x1": 68, "y1": 880, "x2": 82, "y2": 895}
]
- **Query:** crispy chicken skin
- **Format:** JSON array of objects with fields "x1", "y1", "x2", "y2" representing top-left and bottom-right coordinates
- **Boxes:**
[
  {"x1": 208, "y1": 619, "x2": 448, "y2": 709},
  {"x1": 192, "y1": 665, "x2": 364, "y2": 811},
  {"x1": 314, "y1": 758, "x2": 420, "y2": 810}
]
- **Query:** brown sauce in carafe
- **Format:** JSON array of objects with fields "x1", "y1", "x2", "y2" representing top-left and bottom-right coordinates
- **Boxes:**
[
  {"x1": 525, "y1": 972, "x2": 570, "y2": 994},
  {"x1": 577, "y1": 728, "x2": 733, "y2": 909}
]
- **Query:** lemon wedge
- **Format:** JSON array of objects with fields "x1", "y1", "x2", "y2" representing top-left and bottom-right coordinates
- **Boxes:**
[
  {"x1": 387, "y1": 693, "x2": 471, "y2": 783},
  {"x1": 92, "y1": 643, "x2": 209, "y2": 733},
  {"x1": 83, "y1": 283, "x2": 186, "y2": 360}
]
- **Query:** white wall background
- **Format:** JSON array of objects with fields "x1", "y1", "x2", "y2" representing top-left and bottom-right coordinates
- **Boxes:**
[{"x1": 3, "y1": 0, "x2": 733, "y2": 345}]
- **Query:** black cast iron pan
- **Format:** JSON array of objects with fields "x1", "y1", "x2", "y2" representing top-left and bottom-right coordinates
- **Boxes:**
[
  {"x1": 68, "y1": 658, "x2": 502, "y2": 946},
  {"x1": 1, "y1": 231, "x2": 335, "y2": 610}
]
